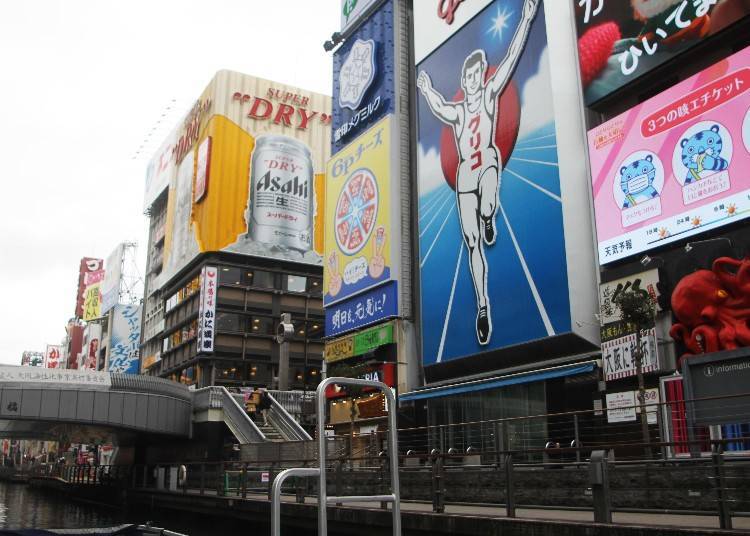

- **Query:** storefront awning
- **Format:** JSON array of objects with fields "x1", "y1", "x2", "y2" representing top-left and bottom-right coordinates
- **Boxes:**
[{"x1": 399, "y1": 361, "x2": 597, "y2": 402}]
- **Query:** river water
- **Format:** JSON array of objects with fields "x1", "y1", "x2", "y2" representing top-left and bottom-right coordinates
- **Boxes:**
[{"x1": 0, "y1": 481, "x2": 256, "y2": 534}]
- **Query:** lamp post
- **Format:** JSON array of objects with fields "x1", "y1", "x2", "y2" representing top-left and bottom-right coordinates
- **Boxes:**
[{"x1": 276, "y1": 313, "x2": 294, "y2": 391}]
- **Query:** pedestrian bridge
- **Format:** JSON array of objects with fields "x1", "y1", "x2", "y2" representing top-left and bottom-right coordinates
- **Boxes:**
[
  {"x1": 0, "y1": 366, "x2": 310, "y2": 445},
  {"x1": 0, "y1": 366, "x2": 192, "y2": 443}
]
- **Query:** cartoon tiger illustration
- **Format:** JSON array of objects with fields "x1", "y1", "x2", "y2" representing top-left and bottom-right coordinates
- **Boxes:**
[
  {"x1": 680, "y1": 125, "x2": 729, "y2": 184},
  {"x1": 620, "y1": 154, "x2": 659, "y2": 208}
]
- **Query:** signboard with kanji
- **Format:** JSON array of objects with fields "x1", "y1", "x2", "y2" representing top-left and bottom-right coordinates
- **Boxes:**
[{"x1": 197, "y1": 266, "x2": 218, "y2": 353}]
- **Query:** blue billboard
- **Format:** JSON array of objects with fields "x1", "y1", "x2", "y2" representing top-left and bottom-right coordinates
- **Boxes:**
[
  {"x1": 331, "y1": 0, "x2": 395, "y2": 154},
  {"x1": 415, "y1": 0, "x2": 571, "y2": 367},
  {"x1": 325, "y1": 281, "x2": 398, "y2": 338},
  {"x1": 108, "y1": 304, "x2": 142, "y2": 374}
]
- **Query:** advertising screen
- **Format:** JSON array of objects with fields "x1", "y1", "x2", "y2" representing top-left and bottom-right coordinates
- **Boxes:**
[
  {"x1": 588, "y1": 45, "x2": 750, "y2": 265},
  {"x1": 21, "y1": 351, "x2": 44, "y2": 367},
  {"x1": 108, "y1": 304, "x2": 142, "y2": 374},
  {"x1": 150, "y1": 71, "x2": 332, "y2": 291},
  {"x1": 574, "y1": 0, "x2": 749, "y2": 105},
  {"x1": 415, "y1": 0, "x2": 571, "y2": 366}
]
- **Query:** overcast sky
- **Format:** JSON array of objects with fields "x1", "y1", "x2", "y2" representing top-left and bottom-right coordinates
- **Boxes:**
[{"x1": 0, "y1": 0, "x2": 338, "y2": 365}]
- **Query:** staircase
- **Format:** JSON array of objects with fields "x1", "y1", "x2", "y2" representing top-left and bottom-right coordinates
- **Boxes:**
[{"x1": 257, "y1": 422, "x2": 285, "y2": 442}]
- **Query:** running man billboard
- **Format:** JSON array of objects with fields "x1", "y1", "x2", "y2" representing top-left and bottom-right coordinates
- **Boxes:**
[{"x1": 415, "y1": 0, "x2": 597, "y2": 369}]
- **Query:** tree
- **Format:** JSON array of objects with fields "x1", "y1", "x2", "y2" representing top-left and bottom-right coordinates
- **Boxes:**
[{"x1": 612, "y1": 280, "x2": 657, "y2": 458}]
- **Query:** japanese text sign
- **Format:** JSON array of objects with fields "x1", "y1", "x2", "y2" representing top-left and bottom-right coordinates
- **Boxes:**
[
  {"x1": 575, "y1": 0, "x2": 750, "y2": 105},
  {"x1": 332, "y1": 0, "x2": 395, "y2": 153},
  {"x1": 0, "y1": 365, "x2": 111, "y2": 388},
  {"x1": 588, "y1": 45, "x2": 750, "y2": 265},
  {"x1": 325, "y1": 281, "x2": 398, "y2": 338},
  {"x1": 108, "y1": 304, "x2": 142, "y2": 374},
  {"x1": 197, "y1": 266, "x2": 218, "y2": 353},
  {"x1": 325, "y1": 115, "x2": 396, "y2": 311}
]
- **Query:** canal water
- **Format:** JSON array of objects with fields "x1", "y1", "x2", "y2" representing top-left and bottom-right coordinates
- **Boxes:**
[{"x1": 0, "y1": 481, "x2": 262, "y2": 534}]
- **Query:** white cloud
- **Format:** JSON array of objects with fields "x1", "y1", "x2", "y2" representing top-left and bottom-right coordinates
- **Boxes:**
[
  {"x1": 518, "y1": 47, "x2": 553, "y2": 140},
  {"x1": 417, "y1": 143, "x2": 448, "y2": 197}
]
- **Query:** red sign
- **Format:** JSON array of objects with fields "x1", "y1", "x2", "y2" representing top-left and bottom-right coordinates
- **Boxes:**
[{"x1": 326, "y1": 362, "x2": 395, "y2": 399}]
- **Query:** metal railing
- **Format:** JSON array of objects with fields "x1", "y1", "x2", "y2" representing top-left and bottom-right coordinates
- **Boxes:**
[
  {"x1": 220, "y1": 386, "x2": 266, "y2": 444},
  {"x1": 268, "y1": 389, "x2": 315, "y2": 418},
  {"x1": 267, "y1": 392, "x2": 312, "y2": 442}
]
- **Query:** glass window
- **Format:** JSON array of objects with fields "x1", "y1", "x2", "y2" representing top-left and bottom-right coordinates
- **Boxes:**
[
  {"x1": 219, "y1": 267, "x2": 243, "y2": 286},
  {"x1": 215, "y1": 361, "x2": 243, "y2": 381},
  {"x1": 286, "y1": 275, "x2": 307, "y2": 293},
  {"x1": 252, "y1": 270, "x2": 275, "y2": 289},
  {"x1": 307, "y1": 277, "x2": 322, "y2": 295},
  {"x1": 247, "y1": 362, "x2": 272, "y2": 383},
  {"x1": 216, "y1": 312, "x2": 244, "y2": 332},
  {"x1": 250, "y1": 316, "x2": 274, "y2": 335},
  {"x1": 306, "y1": 322, "x2": 323, "y2": 340}
]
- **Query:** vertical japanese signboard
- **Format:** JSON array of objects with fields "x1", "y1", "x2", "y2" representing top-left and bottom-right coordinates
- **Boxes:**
[
  {"x1": 588, "y1": 45, "x2": 750, "y2": 265},
  {"x1": 599, "y1": 270, "x2": 661, "y2": 381},
  {"x1": 82, "y1": 269, "x2": 105, "y2": 321},
  {"x1": 574, "y1": 1, "x2": 750, "y2": 105},
  {"x1": 415, "y1": 0, "x2": 572, "y2": 366},
  {"x1": 197, "y1": 266, "x2": 218, "y2": 353},
  {"x1": 325, "y1": 116, "x2": 400, "y2": 337},
  {"x1": 45, "y1": 345, "x2": 62, "y2": 369},
  {"x1": 81, "y1": 323, "x2": 102, "y2": 371},
  {"x1": 74, "y1": 258, "x2": 103, "y2": 318},
  {"x1": 108, "y1": 304, "x2": 142, "y2": 374},
  {"x1": 341, "y1": 0, "x2": 380, "y2": 33}
]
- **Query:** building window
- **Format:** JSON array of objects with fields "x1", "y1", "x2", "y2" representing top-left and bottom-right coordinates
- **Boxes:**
[
  {"x1": 306, "y1": 322, "x2": 323, "y2": 340},
  {"x1": 216, "y1": 312, "x2": 244, "y2": 332},
  {"x1": 250, "y1": 315, "x2": 274, "y2": 335},
  {"x1": 219, "y1": 267, "x2": 243, "y2": 287},
  {"x1": 248, "y1": 362, "x2": 272, "y2": 383},
  {"x1": 286, "y1": 275, "x2": 307, "y2": 293},
  {"x1": 307, "y1": 277, "x2": 322, "y2": 295},
  {"x1": 252, "y1": 270, "x2": 276, "y2": 289},
  {"x1": 215, "y1": 361, "x2": 243, "y2": 382}
]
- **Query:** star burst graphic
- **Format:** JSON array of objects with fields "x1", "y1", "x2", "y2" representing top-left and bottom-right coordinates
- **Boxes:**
[{"x1": 487, "y1": 5, "x2": 513, "y2": 39}]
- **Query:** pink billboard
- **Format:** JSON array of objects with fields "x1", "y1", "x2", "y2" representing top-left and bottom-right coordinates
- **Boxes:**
[{"x1": 588, "y1": 45, "x2": 750, "y2": 265}]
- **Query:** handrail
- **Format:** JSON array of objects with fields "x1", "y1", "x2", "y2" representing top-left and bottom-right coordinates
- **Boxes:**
[
  {"x1": 267, "y1": 392, "x2": 312, "y2": 441},
  {"x1": 271, "y1": 467, "x2": 320, "y2": 536},
  {"x1": 316, "y1": 377, "x2": 401, "y2": 536},
  {"x1": 219, "y1": 387, "x2": 266, "y2": 444}
]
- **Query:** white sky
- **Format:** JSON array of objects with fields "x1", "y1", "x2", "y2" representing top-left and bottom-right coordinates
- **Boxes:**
[{"x1": 0, "y1": 0, "x2": 339, "y2": 365}]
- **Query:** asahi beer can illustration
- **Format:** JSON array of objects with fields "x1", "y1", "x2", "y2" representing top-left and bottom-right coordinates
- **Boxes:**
[{"x1": 247, "y1": 135, "x2": 314, "y2": 252}]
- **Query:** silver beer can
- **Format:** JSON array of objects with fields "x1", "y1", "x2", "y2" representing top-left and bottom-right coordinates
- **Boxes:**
[{"x1": 247, "y1": 135, "x2": 314, "y2": 252}]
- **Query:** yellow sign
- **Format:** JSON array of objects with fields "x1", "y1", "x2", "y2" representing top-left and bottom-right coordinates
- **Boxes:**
[
  {"x1": 82, "y1": 283, "x2": 101, "y2": 321},
  {"x1": 324, "y1": 115, "x2": 393, "y2": 305},
  {"x1": 325, "y1": 336, "x2": 354, "y2": 363}
]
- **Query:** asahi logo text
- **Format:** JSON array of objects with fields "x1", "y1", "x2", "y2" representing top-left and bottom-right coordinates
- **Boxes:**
[
  {"x1": 256, "y1": 171, "x2": 309, "y2": 199},
  {"x1": 438, "y1": 0, "x2": 464, "y2": 24},
  {"x1": 704, "y1": 361, "x2": 750, "y2": 378}
]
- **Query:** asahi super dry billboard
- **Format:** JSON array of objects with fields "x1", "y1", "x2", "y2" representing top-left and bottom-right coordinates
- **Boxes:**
[{"x1": 149, "y1": 71, "x2": 332, "y2": 291}]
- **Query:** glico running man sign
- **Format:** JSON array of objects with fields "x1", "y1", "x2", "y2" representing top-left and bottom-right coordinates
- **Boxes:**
[{"x1": 415, "y1": 0, "x2": 572, "y2": 366}]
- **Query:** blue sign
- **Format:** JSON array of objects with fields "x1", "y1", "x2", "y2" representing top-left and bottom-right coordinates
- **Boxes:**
[
  {"x1": 415, "y1": 0, "x2": 571, "y2": 367},
  {"x1": 332, "y1": 0, "x2": 395, "y2": 154},
  {"x1": 325, "y1": 281, "x2": 397, "y2": 337}
]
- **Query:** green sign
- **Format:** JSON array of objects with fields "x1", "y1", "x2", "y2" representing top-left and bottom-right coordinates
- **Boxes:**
[
  {"x1": 353, "y1": 322, "x2": 394, "y2": 355},
  {"x1": 325, "y1": 321, "x2": 394, "y2": 363}
]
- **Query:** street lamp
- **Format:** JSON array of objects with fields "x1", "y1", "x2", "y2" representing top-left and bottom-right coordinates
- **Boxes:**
[{"x1": 276, "y1": 313, "x2": 294, "y2": 391}]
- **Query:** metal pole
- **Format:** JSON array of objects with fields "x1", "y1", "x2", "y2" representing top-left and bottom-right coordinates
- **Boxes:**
[
  {"x1": 505, "y1": 453, "x2": 515, "y2": 518},
  {"x1": 573, "y1": 414, "x2": 581, "y2": 463},
  {"x1": 713, "y1": 444, "x2": 732, "y2": 530},
  {"x1": 277, "y1": 313, "x2": 293, "y2": 391}
]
